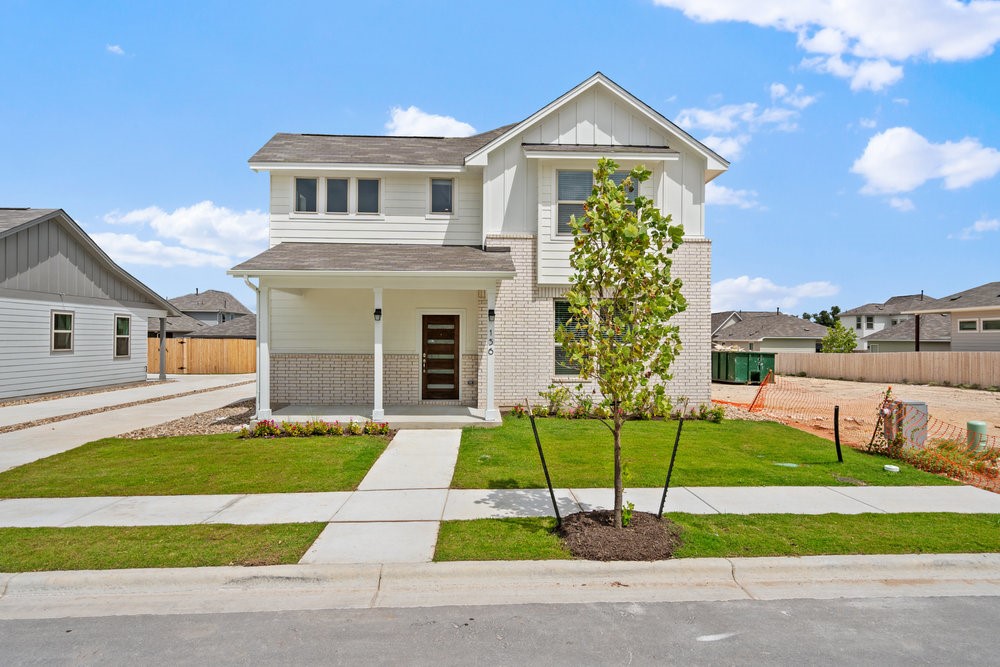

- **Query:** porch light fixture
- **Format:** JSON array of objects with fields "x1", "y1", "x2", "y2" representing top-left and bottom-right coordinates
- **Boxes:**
[
  {"x1": 374, "y1": 308, "x2": 382, "y2": 322},
  {"x1": 488, "y1": 309, "x2": 496, "y2": 323}
]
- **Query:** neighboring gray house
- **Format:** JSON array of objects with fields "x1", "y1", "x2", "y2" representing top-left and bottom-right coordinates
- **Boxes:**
[
  {"x1": 711, "y1": 310, "x2": 771, "y2": 337},
  {"x1": 712, "y1": 312, "x2": 828, "y2": 353},
  {"x1": 168, "y1": 289, "x2": 252, "y2": 326},
  {"x1": 145, "y1": 312, "x2": 206, "y2": 339},
  {"x1": 0, "y1": 208, "x2": 179, "y2": 400},
  {"x1": 230, "y1": 73, "x2": 729, "y2": 420},
  {"x1": 905, "y1": 282, "x2": 1000, "y2": 351},
  {"x1": 189, "y1": 314, "x2": 256, "y2": 339},
  {"x1": 839, "y1": 293, "x2": 934, "y2": 351},
  {"x1": 863, "y1": 314, "x2": 951, "y2": 352}
]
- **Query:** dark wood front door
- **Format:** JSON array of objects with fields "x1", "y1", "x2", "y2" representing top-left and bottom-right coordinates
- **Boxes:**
[{"x1": 422, "y1": 315, "x2": 460, "y2": 400}]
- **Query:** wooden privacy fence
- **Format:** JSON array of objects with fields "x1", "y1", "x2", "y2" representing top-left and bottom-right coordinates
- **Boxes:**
[
  {"x1": 148, "y1": 338, "x2": 256, "y2": 374},
  {"x1": 775, "y1": 351, "x2": 1000, "y2": 387}
]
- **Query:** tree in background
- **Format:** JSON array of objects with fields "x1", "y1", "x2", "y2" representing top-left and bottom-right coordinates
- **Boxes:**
[
  {"x1": 820, "y1": 320, "x2": 858, "y2": 353},
  {"x1": 556, "y1": 158, "x2": 686, "y2": 529},
  {"x1": 802, "y1": 306, "x2": 842, "y2": 327}
]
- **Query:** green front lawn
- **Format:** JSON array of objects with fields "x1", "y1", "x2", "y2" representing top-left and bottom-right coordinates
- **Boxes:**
[
  {"x1": 435, "y1": 513, "x2": 1000, "y2": 561},
  {"x1": 452, "y1": 416, "x2": 955, "y2": 488},
  {"x1": 0, "y1": 523, "x2": 325, "y2": 572},
  {"x1": 0, "y1": 434, "x2": 388, "y2": 498}
]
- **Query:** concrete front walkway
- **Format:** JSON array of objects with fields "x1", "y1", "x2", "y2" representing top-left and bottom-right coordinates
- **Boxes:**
[
  {"x1": 0, "y1": 374, "x2": 254, "y2": 429},
  {"x1": 0, "y1": 383, "x2": 254, "y2": 473}
]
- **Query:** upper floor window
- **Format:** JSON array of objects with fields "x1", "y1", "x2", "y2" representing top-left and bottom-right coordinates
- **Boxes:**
[
  {"x1": 114, "y1": 316, "x2": 131, "y2": 358},
  {"x1": 431, "y1": 178, "x2": 454, "y2": 214},
  {"x1": 865, "y1": 316, "x2": 874, "y2": 329},
  {"x1": 326, "y1": 178, "x2": 348, "y2": 214},
  {"x1": 52, "y1": 311, "x2": 73, "y2": 351},
  {"x1": 983, "y1": 319, "x2": 1000, "y2": 331},
  {"x1": 295, "y1": 178, "x2": 317, "y2": 213},
  {"x1": 958, "y1": 320, "x2": 978, "y2": 331},
  {"x1": 855, "y1": 316, "x2": 862, "y2": 330},
  {"x1": 357, "y1": 178, "x2": 380, "y2": 214},
  {"x1": 557, "y1": 171, "x2": 591, "y2": 235}
]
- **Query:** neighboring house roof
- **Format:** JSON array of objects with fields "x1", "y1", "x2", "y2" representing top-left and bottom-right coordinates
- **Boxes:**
[
  {"x1": 0, "y1": 208, "x2": 180, "y2": 316},
  {"x1": 230, "y1": 243, "x2": 516, "y2": 276},
  {"x1": 713, "y1": 313, "x2": 829, "y2": 342},
  {"x1": 250, "y1": 124, "x2": 517, "y2": 167},
  {"x1": 841, "y1": 293, "x2": 935, "y2": 316},
  {"x1": 710, "y1": 310, "x2": 774, "y2": 336},
  {"x1": 864, "y1": 315, "x2": 951, "y2": 342},
  {"x1": 146, "y1": 313, "x2": 207, "y2": 335},
  {"x1": 189, "y1": 314, "x2": 256, "y2": 339},
  {"x1": 905, "y1": 282, "x2": 1000, "y2": 314},
  {"x1": 169, "y1": 289, "x2": 252, "y2": 316}
]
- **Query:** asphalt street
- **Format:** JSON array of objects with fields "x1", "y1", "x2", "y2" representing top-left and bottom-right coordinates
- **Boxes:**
[{"x1": 2, "y1": 595, "x2": 996, "y2": 665}]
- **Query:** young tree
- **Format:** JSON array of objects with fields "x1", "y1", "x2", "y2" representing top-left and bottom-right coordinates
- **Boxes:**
[
  {"x1": 821, "y1": 320, "x2": 858, "y2": 353},
  {"x1": 556, "y1": 158, "x2": 687, "y2": 529}
]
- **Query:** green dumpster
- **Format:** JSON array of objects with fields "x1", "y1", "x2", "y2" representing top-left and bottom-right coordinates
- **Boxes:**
[{"x1": 712, "y1": 351, "x2": 775, "y2": 384}]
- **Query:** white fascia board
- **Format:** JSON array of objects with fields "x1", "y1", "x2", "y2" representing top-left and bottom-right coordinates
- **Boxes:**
[
  {"x1": 227, "y1": 269, "x2": 514, "y2": 280},
  {"x1": 523, "y1": 149, "x2": 679, "y2": 161},
  {"x1": 465, "y1": 73, "x2": 729, "y2": 178},
  {"x1": 249, "y1": 162, "x2": 466, "y2": 174}
]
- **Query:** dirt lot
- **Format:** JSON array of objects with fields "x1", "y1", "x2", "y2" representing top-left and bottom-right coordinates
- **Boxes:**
[{"x1": 713, "y1": 377, "x2": 1000, "y2": 439}]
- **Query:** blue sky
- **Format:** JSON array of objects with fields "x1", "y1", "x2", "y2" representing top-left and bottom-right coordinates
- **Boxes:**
[{"x1": 2, "y1": 0, "x2": 999, "y2": 315}]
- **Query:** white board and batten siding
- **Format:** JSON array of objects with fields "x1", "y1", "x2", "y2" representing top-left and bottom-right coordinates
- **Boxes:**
[
  {"x1": 0, "y1": 216, "x2": 168, "y2": 399},
  {"x1": 481, "y1": 85, "x2": 707, "y2": 285},
  {"x1": 268, "y1": 171, "x2": 483, "y2": 247}
]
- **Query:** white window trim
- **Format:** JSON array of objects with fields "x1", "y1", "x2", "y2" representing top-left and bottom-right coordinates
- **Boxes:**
[
  {"x1": 855, "y1": 316, "x2": 862, "y2": 330},
  {"x1": 289, "y1": 176, "x2": 385, "y2": 220},
  {"x1": 293, "y1": 177, "x2": 319, "y2": 214},
  {"x1": 324, "y1": 177, "x2": 350, "y2": 214},
  {"x1": 957, "y1": 319, "x2": 979, "y2": 332},
  {"x1": 356, "y1": 177, "x2": 382, "y2": 216},
  {"x1": 114, "y1": 314, "x2": 131, "y2": 359},
  {"x1": 428, "y1": 177, "x2": 457, "y2": 217},
  {"x1": 555, "y1": 169, "x2": 590, "y2": 239},
  {"x1": 982, "y1": 318, "x2": 1000, "y2": 331},
  {"x1": 865, "y1": 315, "x2": 874, "y2": 330},
  {"x1": 869, "y1": 343, "x2": 879, "y2": 353},
  {"x1": 51, "y1": 310, "x2": 74, "y2": 353}
]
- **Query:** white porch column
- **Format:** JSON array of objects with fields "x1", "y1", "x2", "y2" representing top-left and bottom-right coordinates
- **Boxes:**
[
  {"x1": 256, "y1": 284, "x2": 272, "y2": 420},
  {"x1": 484, "y1": 286, "x2": 500, "y2": 421},
  {"x1": 372, "y1": 287, "x2": 385, "y2": 421}
]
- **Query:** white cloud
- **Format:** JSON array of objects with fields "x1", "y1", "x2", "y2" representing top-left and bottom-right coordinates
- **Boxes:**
[
  {"x1": 859, "y1": 117, "x2": 877, "y2": 129},
  {"x1": 106, "y1": 44, "x2": 124, "y2": 56},
  {"x1": 888, "y1": 197, "x2": 916, "y2": 212},
  {"x1": 705, "y1": 182, "x2": 761, "y2": 209},
  {"x1": 677, "y1": 84, "x2": 813, "y2": 161},
  {"x1": 653, "y1": 0, "x2": 1000, "y2": 90},
  {"x1": 385, "y1": 106, "x2": 476, "y2": 137},
  {"x1": 713, "y1": 275, "x2": 839, "y2": 311},
  {"x1": 852, "y1": 127, "x2": 1000, "y2": 194},
  {"x1": 949, "y1": 217, "x2": 1000, "y2": 240},
  {"x1": 90, "y1": 233, "x2": 232, "y2": 268}
]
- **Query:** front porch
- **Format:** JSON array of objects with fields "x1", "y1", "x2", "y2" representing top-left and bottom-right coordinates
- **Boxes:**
[{"x1": 272, "y1": 403, "x2": 501, "y2": 430}]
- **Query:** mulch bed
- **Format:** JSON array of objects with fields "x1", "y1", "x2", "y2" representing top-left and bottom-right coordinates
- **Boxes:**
[{"x1": 558, "y1": 510, "x2": 682, "y2": 561}]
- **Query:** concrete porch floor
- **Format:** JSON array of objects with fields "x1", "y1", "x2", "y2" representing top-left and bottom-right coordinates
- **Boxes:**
[{"x1": 270, "y1": 404, "x2": 501, "y2": 429}]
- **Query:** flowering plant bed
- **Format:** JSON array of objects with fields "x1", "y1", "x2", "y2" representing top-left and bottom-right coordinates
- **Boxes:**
[{"x1": 240, "y1": 419, "x2": 390, "y2": 438}]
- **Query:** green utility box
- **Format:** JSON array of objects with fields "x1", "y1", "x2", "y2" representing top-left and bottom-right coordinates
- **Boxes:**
[{"x1": 712, "y1": 351, "x2": 776, "y2": 385}]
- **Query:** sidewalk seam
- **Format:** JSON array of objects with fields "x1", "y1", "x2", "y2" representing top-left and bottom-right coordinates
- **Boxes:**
[
  {"x1": 201, "y1": 495, "x2": 247, "y2": 523},
  {"x1": 825, "y1": 486, "x2": 888, "y2": 513},
  {"x1": 370, "y1": 564, "x2": 384, "y2": 608},
  {"x1": 683, "y1": 487, "x2": 722, "y2": 514},
  {"x1": 726, "y1": 558, "x2": 757, "y2": 600}
]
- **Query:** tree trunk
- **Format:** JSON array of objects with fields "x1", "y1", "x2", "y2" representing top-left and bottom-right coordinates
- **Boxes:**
[{"x1": 613, "y1": 416, "x2": 623, "y2": 528}]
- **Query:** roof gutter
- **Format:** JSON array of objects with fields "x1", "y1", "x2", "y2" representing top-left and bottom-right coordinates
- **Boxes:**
[{"x1": 227, "y1": 269, "x2": 515, "y2": 279}]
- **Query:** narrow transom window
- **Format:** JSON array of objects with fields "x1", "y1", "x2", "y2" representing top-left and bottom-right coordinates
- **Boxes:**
[
  {"x1": 326, "y1": 178, "x2": 348, "y2": 214},
  {"x1": 431, "y1": 178, "x2": 454, "y2": 214},
  {"x1": 958, "y1": 320, "x2": 978, "y2": 331},
  {"x1": 295, "y1": 178, "x2": 317, "y2": 212},
  {"x1": 357, "y1": 179, "x2": 380, "y2": 214},
  {"x1": 557, "y1": 170, "x2": 591, "y2": 235},
  {"x1": 114, "y1": 316, "x2": 130, "y2": 358},
  {"x1": 52, "y1": 312, "x2": 73, "y2": 351}
]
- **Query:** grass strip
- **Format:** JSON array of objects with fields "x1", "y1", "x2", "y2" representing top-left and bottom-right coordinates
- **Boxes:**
[
  {"x1": 435, "y1": 513, "x2": 1000, "y2": 561},
  {"x1": 453, "y1": 416, "x2": 954, "y2": 489},
  {"x1": 0, "y1": 523, "x2": 325, "y2": 572},
  {"x1": 0, "y1": 434, "x2": 387, "y2": 497}
]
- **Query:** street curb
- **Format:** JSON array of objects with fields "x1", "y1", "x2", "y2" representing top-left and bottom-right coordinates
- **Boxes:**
[{"x1": 1, "y1": 553, "x2": 998, "y2": 619}]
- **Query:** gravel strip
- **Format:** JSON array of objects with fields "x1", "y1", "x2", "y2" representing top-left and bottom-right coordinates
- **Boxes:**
[
  {"x1": 120, "y1": 399, "x2": 256, "y2": 439},
  {"x1": 0, "y1": 381, "x2": 255, "y2": 435},
  {"x1": 0, "y1": 379, "x2": 175, "y2": 408}
]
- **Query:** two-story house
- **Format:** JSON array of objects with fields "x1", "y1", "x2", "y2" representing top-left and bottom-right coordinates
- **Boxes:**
[
  {"x1": 838, "y1": 294, "x2": 934, "y2": 351},
  {"x1": 229, "y1": 73, "x2": 728, "y2": 421}
]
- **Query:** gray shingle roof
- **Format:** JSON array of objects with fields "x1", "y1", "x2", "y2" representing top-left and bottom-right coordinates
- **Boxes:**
[
  {"x1": 906, "y1": 282, "x2": 1000, "y2": 313},
  {"x1": 249, "y1": 124, "x2": 517, "y2": 166},
  {"x1": 0, "y1": 208, "x2": 58, "y2": 235},
  {"x1": 169, "y1": 290, "x2": 253, "y2": 316},
  {"x1": 146, "y1": 313, "x2": 208, "y2": 335},
  {"x1": 230, "y1": 243, "x2": 515, "y2": 275},
  {"x1": 841, "y1": 294, "x2": 936, "y2": 316},
  {"x1": 864, "y1": 314, "x2": 951, "y2": 342},
  {"x1": 189, "y1": 314, "x2": 256, "y2": 339},
  {"x1": 713, "y1": 313, "x2": 829, "y2": 342}
]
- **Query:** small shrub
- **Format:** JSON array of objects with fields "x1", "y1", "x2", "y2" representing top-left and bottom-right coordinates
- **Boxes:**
[
  {"x1": 363, "y1": 421, "x2": 389, "y2": 435},
  {"x1": 531, "y1": 405, "x2": 548, "y2": 418},
  {"x1": 796, "y1": 371, "x2": 807, "y2": 377},
  {"x1": 347, "y1": 421, "x2": 364, "y2": 435},
  {"x1": 245, "y1": 419, "x2": 280, "y2": 438},
  {"x1": 539, "y1": 384, "x2": 572, "y2": 415},
  {"x1": 622, "y1": 500, "x2": 635, "y2": 527},
  {"x1": 510, "y1": 404, "x2": 527, "y2": 418},
  {"x1": 329, "y1": 421, "x2": 344, "y2": 436}
]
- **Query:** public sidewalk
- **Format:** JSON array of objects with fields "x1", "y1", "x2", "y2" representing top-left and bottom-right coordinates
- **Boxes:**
[
  {"x1": 0, "y1": 383, "x2": 254, "y2": 473},
  {"x1": 0, "y1": 374, "x2": 254, "y2": 429}
]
